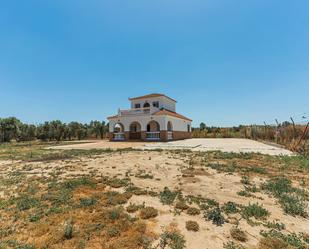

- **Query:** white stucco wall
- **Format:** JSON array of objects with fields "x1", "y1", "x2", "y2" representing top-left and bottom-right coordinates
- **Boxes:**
[
  {"x1": 164, "y1": 116, "x2": 191, "y2": 132},
  {"x1": 130, "y1": 96, "x2": 176, "y2": 112},
  {"x1": 108, "y1": 114, "x2": 191, "y2": 132}
]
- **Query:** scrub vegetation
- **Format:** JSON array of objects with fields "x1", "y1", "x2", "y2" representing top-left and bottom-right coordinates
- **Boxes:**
[{"x1": 0, "y1": 142, "x2": 308, "y2": 248}]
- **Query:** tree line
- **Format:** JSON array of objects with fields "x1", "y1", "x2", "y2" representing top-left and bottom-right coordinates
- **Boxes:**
[{"x1": 0, "y1": 117, "x2": 108, "y2": 143}]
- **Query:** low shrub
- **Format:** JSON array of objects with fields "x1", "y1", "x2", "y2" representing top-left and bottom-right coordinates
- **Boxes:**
[
  {"x1": 205, "y1": 208, "x2": 225, "y2": 226},
  {"x1": 230, "y1": 227, "x2": 247, "y2": 242},
  {"x1": 64, "y1": 220, "x2": 74, "y2": 240},
  {"x1": 79, "y1": 197, "x2": 97, "y2": 207},
  {"x1": 185, "y1": 221, "x2": 199, "y2": 231},
  {"x1": 260, "y1": 229, "x2": 306, "y2": 248},
  {"x1": 107, "y1": 226, "x2": 120, "y2": 237},
  {"x1": 222, "y1": 201, "x2": 239, "y2": 214},
  {"x1": 160, "y1": 231, "x2": 186, "y2": 249},
  {"x1": 258, "y1": 237, "x2": 289, "y2": 249},
  {"x1": 223, "y1": 241, "x2": 246, "y2": 249},
  {"x1": 242, "y1": 203, "x2": 269, "y2": 220},
  {"x1": 262, "y1": 177, "x2": 308, "y2": 217},
  {"x1": 126, "y1": 203, "x2": 140, "y2": 213},
  {"x1": 160, "y1": 187, "x2": 178, "y2": 205},
  {"x1": 140, "y1": 207, "x2": 158, "y2": 219},
  {"x1": 186, "y1": 207, "x2": 201, "y2": 216},
  {"x1": 175, "y1": 202, "x2": 189, "y2": 210}
]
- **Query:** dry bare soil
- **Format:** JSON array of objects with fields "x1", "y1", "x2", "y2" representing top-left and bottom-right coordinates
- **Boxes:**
[{"x1": 0, "y1": 141, "x2": 309, "y2": 249}]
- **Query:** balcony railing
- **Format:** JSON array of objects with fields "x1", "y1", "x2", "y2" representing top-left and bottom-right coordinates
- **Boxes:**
[
  {"x1": 167, "y1": 131, "x2": 173, "y2": 140},
  {"x1": 119, "y1": 107, "x2": 150, "y2": 116},
  {"x1": 146, "y1": 132, "x2": 160, "y2": 140},
  {"x1": 113, "y1": 132, "x2": 125, "y2": 140}
]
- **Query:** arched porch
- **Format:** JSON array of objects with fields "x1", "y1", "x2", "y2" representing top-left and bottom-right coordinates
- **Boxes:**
[
  {"x1": 146, "y1": 120, "x2": 160, "y2": 140},
  {"x1": 113, "y1": 123, "x2": 125, "y2": 140},
  {"x1": 129, "y1": 121, "x2": 142, "y2": 140}
]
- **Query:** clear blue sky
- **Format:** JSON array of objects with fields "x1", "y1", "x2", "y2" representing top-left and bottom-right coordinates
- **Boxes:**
[{"x1": 0, "y1": 0, "x2": 308, "y2": 127}]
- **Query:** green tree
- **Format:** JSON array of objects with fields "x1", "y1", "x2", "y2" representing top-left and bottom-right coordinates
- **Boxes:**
[
  {"x1": 199, "y1": 122, "x2": 206, "y2": 130},
  {"x1": 0, "y1": 117, "x2": 21, "y2": 142}
]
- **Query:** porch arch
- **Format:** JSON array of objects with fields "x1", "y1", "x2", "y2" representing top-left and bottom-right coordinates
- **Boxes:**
[
  {"x1": 113, "y1": 122, "x2": 125, "y2": 140},
  {"x1": 113, "y1": 122, "x2": 124, "y2": 133},
  {"x1": 129, "y1": 121, "x2": 142, "y2": 140},
  {"x1": 146, "y1": 120, "x2": 160, "y2": 132}
]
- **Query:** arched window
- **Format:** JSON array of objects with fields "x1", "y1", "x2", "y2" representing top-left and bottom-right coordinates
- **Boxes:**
[{"x1": 143, "y1": 102, "x2": 150, "y2": 108}]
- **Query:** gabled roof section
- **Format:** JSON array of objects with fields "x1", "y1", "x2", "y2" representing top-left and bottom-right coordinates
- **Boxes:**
[
  {"x1": 129, "y1": 93, "x2": 177, "y2": 103},
  {"x1": 153, "y1": 109, "x2": 192, "y2": 121}
]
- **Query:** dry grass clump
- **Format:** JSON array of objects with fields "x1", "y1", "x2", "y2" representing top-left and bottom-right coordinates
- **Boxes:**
[
  {"x1": 140, "y1": 207, "x2": 158, "y2": 219},
  {"x1": 106, "y1": 191, "x2": 132, "y2": 205},
  {"x1": 185, "y1": 221, "x2": 199, "y2": 232},
  {"x1": 175, "y1": 201, "x2": 189, "y2": 210},
  {"x1": 186, "y1": 207, "x2": 201, "y2": 215},
  {"x1": 258, "y1": 237, "x2": 290, "y2": 249},
  {"x1": 230, "y1": 227, "x2": 247, "y2": 242},
  {"x1": 126, "y1": 203, "x2": 140, "y2": 213}
]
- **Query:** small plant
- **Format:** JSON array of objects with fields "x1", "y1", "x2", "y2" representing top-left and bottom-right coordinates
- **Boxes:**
[
  {"x1": 64, "y1": 220, "x2": 74, "y2": 240},
  {"x1": 205, "y1": 208, "x2": 225, "y2": 226},
  {"x1": 186, "y1": 207, "x2": 200, "y2": 215},
  {"x1": 185, "y1": 220, "x2": 199, "y2": 231},
  {"x1": 264, "y1": 221, "x2": 285, "y2": 230},
  {"x1": 237, "y1": 190, "x2": 252, "y2": 197},
  {"x1": 107, "y1": 226, "x2": 120, "y2": 237},
  {"x1": 241, "y1": 176, "x2": 250, "y2": 185},
  {"x1": 223, "y1": 241, "x2": 246, "y2": 249},
  {"x1": 222, "y1": 201, "x2": 239, "y2": 214},
  {"x1": 79, "y1": 197, "x2": 97, "y2": 207},
  {"x1": 159, "y1": 231, "x2": 186, "y2": 249},
  {"x1": 242, "y1": 203, "x2": 269, "y2": 220},
  {"x1": 108, "y1": 207, "x2": 122, "y2": 220},
  {"x1": 262, "y1": 177, "x2": 308, "y2": 217},
  {"x1": 140, "y1": 207, "x2": 158, "y2": 219},
  {"x1": 16, "y1": 195, "x2": 39, "y2": 211},
  {"x1": 160, "y1": 187, "x2": 178, "y2": 205},
  {"x1": 230, "y1": 227, "x2": 247, "y2": 242}
]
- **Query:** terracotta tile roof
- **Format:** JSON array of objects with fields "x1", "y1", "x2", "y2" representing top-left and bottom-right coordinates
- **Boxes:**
[
  {"x1": 129, "y1": 93, "x2": 177, "y2": 102},
  {"x1": 107, "y1": 115, "x2": 119, "y2": 119},
  {"x1": 153, "y1": 109, "x2": 192, "y2": 121}
]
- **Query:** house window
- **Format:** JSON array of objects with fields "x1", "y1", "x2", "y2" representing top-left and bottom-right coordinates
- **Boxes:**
[
  {"x1": 135, "y1": 103, "x2": 140, "y2": 108},
  {"x1": 152, "y1": 101, "x2": 159, "y2": 108},
  {"x1": 187, "y1": 124, "x2": 191, "y2": 132},
  {"x1": 143, "y1": 102, "x2": 150, "y2": 108}
]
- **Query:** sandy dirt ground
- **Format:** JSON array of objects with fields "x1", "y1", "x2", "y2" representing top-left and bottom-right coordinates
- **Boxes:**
[
  {"x1": 48, "y1": 140, "x2": 151, "y2": 150},
  {"x1": 1, "y1": 150, "x2": 307, "y2": 249},
  {"x1": 50, "y1": 138, "x2": 293, "y2": 156}
]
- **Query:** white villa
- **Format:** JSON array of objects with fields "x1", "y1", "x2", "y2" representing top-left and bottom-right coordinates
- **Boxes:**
[{"x1": 107, "y1": 93, "x2": 192, "y2": 142}]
